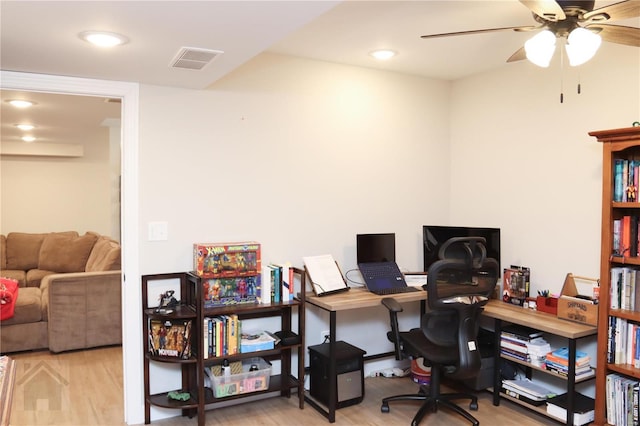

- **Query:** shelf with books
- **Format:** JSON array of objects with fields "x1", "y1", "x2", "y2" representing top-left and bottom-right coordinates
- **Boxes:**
[
  {"x1": 591, "y1": 126, "x2": 640, "y2": 425},
  {"x1": 184, "y1": 268, "x2": 306, "y2": 426}
]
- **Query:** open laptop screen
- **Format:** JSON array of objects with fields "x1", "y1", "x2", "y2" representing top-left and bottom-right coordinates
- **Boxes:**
[{"x1": 356, "y1": 233, "x2": 396, "y2": 264}]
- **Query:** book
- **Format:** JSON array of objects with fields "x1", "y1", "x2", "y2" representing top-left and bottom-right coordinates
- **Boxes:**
[
  {"x1": 546, "y1": 392, "x2": 595, "y2": 426},
  {"x1": 501, "y1": 324, "x2": 543, "y2": 341},
  {"x1": 240, "y1": 330, "x2": 276, "y2": 353},
  {"x1": 302, "y1": 254, "x2": 349, "y2": 296}
]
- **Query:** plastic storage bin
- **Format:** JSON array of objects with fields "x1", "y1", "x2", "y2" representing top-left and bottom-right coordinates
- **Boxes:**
[{"x1": 211, "y1": 357, "x2": 271, "y2": 398}]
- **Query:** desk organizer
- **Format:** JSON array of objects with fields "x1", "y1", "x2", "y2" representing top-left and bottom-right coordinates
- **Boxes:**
[
  {"x1": 211, "y1": 357, "x2": 271, "y2": 398},
  {"x1": 536, "y1": 296, "x2": 558, "y2": 315}
]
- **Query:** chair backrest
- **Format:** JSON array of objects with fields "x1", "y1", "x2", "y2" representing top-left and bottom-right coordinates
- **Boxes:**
[{"x1": 423, "y1": 236, "x2": 499, "y2": 379}]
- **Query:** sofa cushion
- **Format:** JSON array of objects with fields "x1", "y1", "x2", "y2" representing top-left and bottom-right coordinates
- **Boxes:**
[
  {"x1": 26, "y1": 269, "x2": 56, "y2": 288},
  {"x1": 0, "y1": 234, "x2": 6, "y2": 270},
  {"x1": 0, "y1": 270, "x2": 26, "y2": 287},
  {"x1": 6, "y1": 232, "x2": 47, "y2": 270},
  {"x1": 38, "y1": 232, "x2": 98, "y2": 273},
  {"x1": 0, "y1": 287, "x2": 42, "y2": 325},
  {"x1": 85, "y1": 237, "x2": 121, "y2": 272}
]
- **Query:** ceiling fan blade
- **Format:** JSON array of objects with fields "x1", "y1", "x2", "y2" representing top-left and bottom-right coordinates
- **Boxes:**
[
  {"x1": 507, "y1": 47, "x2": 528, "y2": 63},
  {"x1": 421, "y1": 26, "x2": 538, "y2": 39},
  {"x1": 582, "y1": 0, "x2": 640, "y2": 22},
  {"x1": 587, "y1": 24, "x2": 640, "y2": 46},
  {"x1": 519, "y1": 0, "x2": 566, "y2": 21}
]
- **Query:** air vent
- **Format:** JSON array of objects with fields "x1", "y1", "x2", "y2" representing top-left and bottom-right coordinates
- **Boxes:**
[{"x1": 170, "y1": 47, "x2": 223, "y2": 70}]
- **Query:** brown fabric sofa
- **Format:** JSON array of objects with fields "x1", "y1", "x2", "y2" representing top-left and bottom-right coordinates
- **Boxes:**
[{"x1": 0, "y1": 231, "x2": 121, "y2": 353}]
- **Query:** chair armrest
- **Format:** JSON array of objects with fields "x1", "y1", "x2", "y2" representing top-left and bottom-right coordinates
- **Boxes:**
[
  {"x1": 381, "y1": 297, "x2": 404, "y2": 360},
  {"x1": 41, "y1": 270, "x2": 122, "y2": 353}
]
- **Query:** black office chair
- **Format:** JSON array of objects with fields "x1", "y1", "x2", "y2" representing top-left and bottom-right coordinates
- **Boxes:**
[{"x1": 380, "y1": 236, "x2": 499, "y2": 426}]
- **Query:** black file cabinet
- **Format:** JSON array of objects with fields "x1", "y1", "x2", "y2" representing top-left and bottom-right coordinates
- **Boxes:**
[{"x1": 309, "y1": 341, "x2": 366, "y2": 409}]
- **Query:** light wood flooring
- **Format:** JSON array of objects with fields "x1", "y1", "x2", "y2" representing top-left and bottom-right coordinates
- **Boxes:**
[{"x1": 7, "y1": 346, "x2": 560, "y2": 425}]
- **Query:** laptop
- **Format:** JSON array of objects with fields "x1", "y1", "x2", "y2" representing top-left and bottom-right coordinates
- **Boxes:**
[{"x1": 356, "y1": 233, "x2": 419, "y2": 295}]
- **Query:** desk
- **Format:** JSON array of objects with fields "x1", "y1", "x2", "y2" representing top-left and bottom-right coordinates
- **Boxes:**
[
  {"x1": 303, "y1": 287, "x2": 428, "y2": 422},
  {"x1": 482, "y1": 300, "x2": 597, "y2": 425}
]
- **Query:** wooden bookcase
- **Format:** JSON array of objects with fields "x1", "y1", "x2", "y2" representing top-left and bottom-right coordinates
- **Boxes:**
[
  {"x1": 591, "y1": 126, "x2": 640, "y2": 425},
  {"x1": 142, "y1": 270, "x2": 306, "y2": 426}
]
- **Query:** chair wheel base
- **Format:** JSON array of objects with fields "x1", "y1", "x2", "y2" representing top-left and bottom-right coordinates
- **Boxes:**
[
  {"x1": 381, "y1": 403, "x2": 390, "y2": 413},
  {"x1": 469, "y1": 401, "x2": 478, "y2": 411}
]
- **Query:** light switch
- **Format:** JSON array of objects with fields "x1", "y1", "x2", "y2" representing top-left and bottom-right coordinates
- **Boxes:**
[{"x1": 148, "y1": 221, "x2": 168, "y2": 241}]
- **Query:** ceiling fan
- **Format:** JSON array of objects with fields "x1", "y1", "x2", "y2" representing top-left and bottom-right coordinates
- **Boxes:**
[{"x1": 421, "y1": 0, "x2": 640, "y2": 67}]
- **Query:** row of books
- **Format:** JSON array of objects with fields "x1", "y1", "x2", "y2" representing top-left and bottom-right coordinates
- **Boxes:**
[
  {"x1": 610, "y1": 266, "x2": 640, "y2": 311},
  {"x1": 500, "y1": 324, "x2": 547, "y2": 365},
  {"x1": 606, "y1": 373, "x2": 640, "y2": 426},
  {"x1": 545, "y1": 347, "x2": 594, "y2": 380},
  {"x1": 613, "y1": 216, "x2": 640, "y2": 258},
  {"x1": 613, "y1": 158, "x2": 639, "y2": 203},
  {"x1": 203, "y1": 315, "x2": 279, "y2": 358},
  {"x1": 607, "y1": 316, "x2": 640, "y2": 367},
  {"x1": 204, "y1": 315, "x2": 240, "y2": 358},
  {"x1": 261, "y1": 263, "x2": 295, "y2": 304}
]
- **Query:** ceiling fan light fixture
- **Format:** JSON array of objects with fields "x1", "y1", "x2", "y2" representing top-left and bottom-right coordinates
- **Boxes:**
[
  {"x1": 369, "y1": 49, "x2": 396, "y2": 60},
  {"x1": 525, "y1": 30, "x2": 556, "y2": 67},
  {"x1": 565, "y1": 28, "x2": 602, "y2": 66}
]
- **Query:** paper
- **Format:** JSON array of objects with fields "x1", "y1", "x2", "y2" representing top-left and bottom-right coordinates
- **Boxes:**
[
  {"x1": 404, "y1": 274, "x2": 427, "y2": 287},
  {"x1": 302, "y1": 254, "x2": 347, "y2": 295}
]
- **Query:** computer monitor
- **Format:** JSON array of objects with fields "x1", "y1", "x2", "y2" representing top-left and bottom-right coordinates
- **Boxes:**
[
  {"x1": 356, "y1": 233, "x2": 396, "y2": 263},
  {"x1": 423, "y1": 226, "x2": 501, "y2": 273}
]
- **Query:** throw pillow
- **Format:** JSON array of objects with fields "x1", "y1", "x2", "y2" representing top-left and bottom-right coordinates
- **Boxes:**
[
  {"x1": 0, "y1": 277, "x2": 19, "y2": 320},
  {"x1": 5, "y1": 232, "x2": 47, "y2": 270},
  {"x1": 38, "y1": 232, "x2": 99, "y2": 273}
]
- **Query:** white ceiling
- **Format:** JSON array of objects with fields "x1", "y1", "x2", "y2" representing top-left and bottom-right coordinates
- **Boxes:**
[{"x1": 1, "y1": 1, "x2": 638, "y2": 148}]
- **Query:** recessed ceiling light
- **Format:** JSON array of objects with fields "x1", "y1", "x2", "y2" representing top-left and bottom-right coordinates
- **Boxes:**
[
  {"x1": 7, "y1": 99, "x2": 35, "y2": 108},
  {"x1": 79, "y1": 31, "x2": 129, "y2": 48},
  {"x1": 22, "y1": 136, "x2": 36, "y2": 143},
  {"x1": 369, "y1": 50, "x2": 397, "y2": 60},
  {"x1": 15, "y1": 124, "x2": 35, "y2": 131}
]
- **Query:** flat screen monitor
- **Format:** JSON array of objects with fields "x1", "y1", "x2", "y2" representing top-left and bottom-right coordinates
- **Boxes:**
[
  {"x1": 423, "y1": 226, "x2": 500, "y2": 273},
  {"x1": 357, "y1": 233, "x2": 396, "y2": 263}
]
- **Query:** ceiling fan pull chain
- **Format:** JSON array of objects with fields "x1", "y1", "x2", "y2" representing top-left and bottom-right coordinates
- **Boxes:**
[
  {"x1": 560, "y1": 47, "x2": 565, "y2": 104},
  {"x1": 578, "y1": 68, "x2": 582, "y2": 94}
]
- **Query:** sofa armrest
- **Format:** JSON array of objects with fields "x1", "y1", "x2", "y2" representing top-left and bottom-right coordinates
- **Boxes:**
[{"x1": 41, "y1": 270, "x2": 122, "y2": 353}]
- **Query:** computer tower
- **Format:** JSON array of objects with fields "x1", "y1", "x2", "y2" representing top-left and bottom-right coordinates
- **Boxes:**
[{"x1": 309, "y1": 341, "x2": 366, "y2": 408}]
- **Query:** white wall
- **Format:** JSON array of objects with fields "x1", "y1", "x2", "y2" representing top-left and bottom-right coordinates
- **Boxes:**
[
  {"x1": 450, "y1": 43, "x2": 640, "y2": 296},
  {"x1": 137, "y1": 53, "x2": 451, "y2": 420},
  {"x1": 1, "y1": 120, "x2": 116, "y2": 236}
]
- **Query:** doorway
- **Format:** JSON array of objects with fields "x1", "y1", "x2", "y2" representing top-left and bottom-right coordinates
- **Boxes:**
[{"x1": 0, "y1": 70, "x2": 142, "y2": 424}]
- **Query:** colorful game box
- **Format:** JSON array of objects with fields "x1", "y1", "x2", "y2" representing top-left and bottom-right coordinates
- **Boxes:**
[
  {"x1": 194, "y1": 241, "x2": 261, "y2": 278},
  {"x1": 203, "y1": 275, "x2": 261, "y2": 307}
]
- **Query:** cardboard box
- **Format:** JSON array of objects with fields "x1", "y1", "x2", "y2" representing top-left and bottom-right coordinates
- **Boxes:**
[
  {"x1": 193, "y1": 241, "x2": 261, "y2": 278},
  {"x1": 502, "y1": 266, "x2": 530, "y2": 306},
  {"x1": 556, "y1": 273, "x2": 598, "y2": 326},
  {"x1": 203, "y1": 276, "x2": 260, "y2": 307}
]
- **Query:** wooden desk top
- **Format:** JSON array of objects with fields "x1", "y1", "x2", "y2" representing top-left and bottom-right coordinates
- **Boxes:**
[
  {"x1": 483, "y1": 299, "x2": 597, "y2": 339},
  {"x1": 303, "y1": 287, "x2": 428, "y2": 312}
]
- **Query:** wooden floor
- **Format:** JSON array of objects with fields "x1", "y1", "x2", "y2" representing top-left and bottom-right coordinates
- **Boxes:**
[{"x1": 7, "y1": 346, "x2": 560, "y2": 425}]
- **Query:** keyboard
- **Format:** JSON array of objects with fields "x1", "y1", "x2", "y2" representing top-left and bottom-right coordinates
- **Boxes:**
[
  {"x1": 359, "y1": 262, "x2": 402, "y2": 279},
  {"x1": 371, "y1": 286, "x2": 421, "y2": 295}
]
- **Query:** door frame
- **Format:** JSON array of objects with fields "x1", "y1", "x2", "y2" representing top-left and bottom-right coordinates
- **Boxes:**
[{"x1": 1, "y1": 70, "x2": 142, "y2": 424}]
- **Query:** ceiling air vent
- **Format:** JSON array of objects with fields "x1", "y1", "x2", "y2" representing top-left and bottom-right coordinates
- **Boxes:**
[{"x1": 170, "y1": 47, "x2": 223, "y2": 70}]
